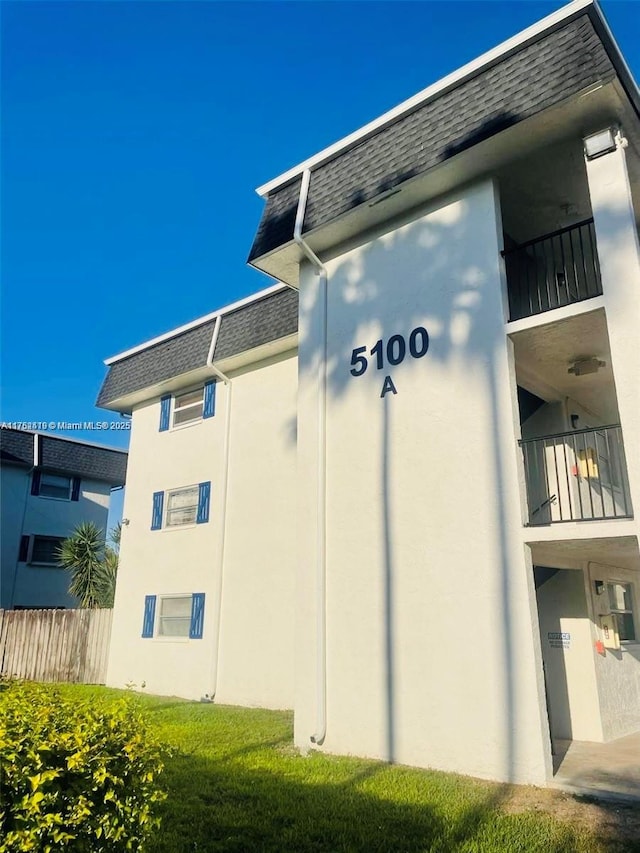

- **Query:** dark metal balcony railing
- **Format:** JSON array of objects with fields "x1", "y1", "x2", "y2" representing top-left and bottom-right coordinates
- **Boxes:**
[
  {"x1": 520, "y1": 425, "x2": 632, "y2": 525},
  {"x1": 503, "y1": 219, "x2": 602, "y2": 321}
]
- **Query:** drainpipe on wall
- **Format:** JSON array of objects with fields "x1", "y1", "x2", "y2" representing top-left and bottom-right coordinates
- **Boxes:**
[
  {"x1": 205, "y1": 314, "x2": 233, "y2": 701},
  {"x1": 294, "y1": 169, "x2": 328, "y2": 746}
]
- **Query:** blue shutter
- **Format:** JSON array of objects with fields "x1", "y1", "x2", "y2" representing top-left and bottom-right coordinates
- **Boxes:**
[
  {"x1": 141, "y1": 595, "x2": 156, "y2": 638},
  {"x1": 18, "y1": 535, "x2": 30, "y2": 562},
  {"x1": 203, "y1": 380, "x2": 216, "y2": 419},
  {"x1": 159, "y1": 395, "x2": 171, "y2": 432},
  {"x1": 196, "y1": 482, "x2": 210, "y2": 524},
  {"x1": 71, "y1": 477, "x2": 81, "y2": 501},
  {"x1": 151, "y1": 491, "x2": 164, "y2": 530},
  {"x1": 189, "y1": 593, "x2": 205, "y2": 639},
  {"x1": 31, "y1": 471, "x2": 41, "y2": 496}
]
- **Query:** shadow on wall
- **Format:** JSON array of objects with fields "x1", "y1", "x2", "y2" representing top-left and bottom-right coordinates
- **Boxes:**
[{"x1": 294, "y1": 184, "x2": 528, "y2": 782}]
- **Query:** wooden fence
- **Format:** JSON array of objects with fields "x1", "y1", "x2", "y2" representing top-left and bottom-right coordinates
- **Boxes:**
[{"x1": 0, "y1": 608, "x2": 113, "y2": 684}]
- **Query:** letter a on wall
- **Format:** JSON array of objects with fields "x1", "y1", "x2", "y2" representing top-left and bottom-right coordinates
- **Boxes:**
[{"x1": 380, "y1": 376, "x2": 398, "y2": 398}]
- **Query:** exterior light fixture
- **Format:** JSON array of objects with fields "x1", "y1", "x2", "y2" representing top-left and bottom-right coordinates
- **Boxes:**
[
  {"x1": 584, "y1": 127, "x2": 617, "y2": 160},
  {"x1": 568, "y1": 357, "x2": 606, "y2": 376}
]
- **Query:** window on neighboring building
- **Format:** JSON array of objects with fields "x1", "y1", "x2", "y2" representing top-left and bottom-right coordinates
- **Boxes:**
[
  {"x1": 32, "y1": 471, "x2": 80, "y2": 500},
  {"x1": 608, "y1": 582, "x2": 636, "y2": 642},
  {"x1": 30, "y1": 536, "x2": 65, "y2": 566},
  {"x1": 39, "y1": 473, "x2": 72, "y2": 499},
  {"x1": 165, "y1": 486, "x2": 200, "y2": 527},
  {"x1": 173, "y1": 388, "x2": 205, "y2": 427}
]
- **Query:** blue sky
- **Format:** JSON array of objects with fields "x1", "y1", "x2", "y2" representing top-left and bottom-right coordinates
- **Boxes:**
[{"x1": 2, "y1": 0, "x2": 639, "y2": 520}]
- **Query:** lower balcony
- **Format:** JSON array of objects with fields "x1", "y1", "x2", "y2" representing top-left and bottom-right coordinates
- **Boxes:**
[{"x1": 520, "y1": 424, "x2": 633, "y2": 525}]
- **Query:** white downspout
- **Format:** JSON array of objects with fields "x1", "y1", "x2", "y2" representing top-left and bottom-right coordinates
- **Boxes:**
[
  {"x1": 205, "y1": 314, "x2": 233, "y2": 701},
  {"x1": 294, "y1": 169, "x2": 328, "y2": 745}
]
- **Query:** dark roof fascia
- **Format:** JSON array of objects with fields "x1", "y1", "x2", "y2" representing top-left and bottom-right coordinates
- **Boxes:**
[
  {"x1": 0, "y1": 428, "x2": 127, "y2": 485},
  {"x1": 37, "y1": 434, "x2": 128, "y2": 486},
  {"x1": 97, "y1": 286, "x2": 299, "y2": 410},
  {"x1": 262, "y1": 4, "x2": 596, "y2": 198},
  {"x1": 0, "y1": 429, "x2": 34, "y2": 468},
  {"x1": 248, "y1": 4, "x2": 636, "y2": 264}
]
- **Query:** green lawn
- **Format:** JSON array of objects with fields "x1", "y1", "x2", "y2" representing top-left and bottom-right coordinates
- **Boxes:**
[{"x1": 56, "y1": 686, "x2": 636, "y2": 853}]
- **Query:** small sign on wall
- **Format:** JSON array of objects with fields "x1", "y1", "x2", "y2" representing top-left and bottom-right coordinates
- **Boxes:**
[
  {"x1": 599, "y1": 615, "x2": 620, "y2": 650},
  {"x1": 548, "y1": 631, "x2": 571, "y2": 649}
]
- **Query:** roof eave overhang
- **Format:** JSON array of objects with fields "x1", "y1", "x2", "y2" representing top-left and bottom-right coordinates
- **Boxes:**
[
  {"x1": 249, "y1": 80, "x2": 630, "y2": 284},
  {"x1": 255, "y1": 0, "x2": 630, "y2": 200},
  {"x1": 98, "y1": 333, "x2": 299, "y2": 414}
]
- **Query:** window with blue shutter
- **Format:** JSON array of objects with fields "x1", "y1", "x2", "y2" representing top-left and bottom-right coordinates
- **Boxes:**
[
  {"x1": 196, "y1": 482, "x2": 211, "y2": 524},
  {"x1": 71, "y1": 477, "x2": 81, "y2": 501},
  {"x1": 141, "y1": 595, "x2": 157, "y2": 638},
  {"x1": 31, "y1": 471, "x2": 41, "y2": 496},
  {"x1": 203, "y1": 380, "x2": 216, "y2": 419},
  {"x1": 151, "y1": 491, "x2": 164, "y2": 530},
  {"x1": 189, "y1": 593, "x2": 206, "y2": 639},
  {"x1": 159, "y1": 395, "x2": 171, "y2": 432}
]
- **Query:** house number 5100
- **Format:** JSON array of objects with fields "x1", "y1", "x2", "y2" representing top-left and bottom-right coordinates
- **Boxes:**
[{"x1": 349, "y1": 327, "x2": 429, "y2": 377}]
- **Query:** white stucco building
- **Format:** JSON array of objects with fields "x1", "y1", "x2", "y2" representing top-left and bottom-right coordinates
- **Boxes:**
[
  {"x1": 99, "y1": 0, "x2": 639, "y2": 786},
  {"x1": 0, "y1": 429, "x2": 127, "y2": 609}
]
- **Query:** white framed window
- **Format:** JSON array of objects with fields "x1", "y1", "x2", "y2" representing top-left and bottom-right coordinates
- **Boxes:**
[
  {"x1": 158, "y1": 380, "x2": 215, "y2": 432},
  {"x1": 141, "y1": 592, "x2": 205, "y2": 639},
  {"x1": 608, "y1": 581, "x2": 636, "y2": 642},
  {"x1": 165, "y1": 485, "x2": 199, "y2": 527},
  {"x1": 172, "y1": 388, "x2": 204, "y2": 428},
  {"x1": 39, "y1": 473, "x2": 72, "y2": 500},
  {"x1": 30, "y1": 536, "x2": 65, "y2": 566},
  {"x1": 157, "y1": 595, "x2": 192, "y2": 637}
]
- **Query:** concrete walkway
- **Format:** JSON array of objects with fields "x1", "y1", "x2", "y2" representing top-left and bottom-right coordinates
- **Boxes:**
[{"x1": 551, "y1": 732, "x2": 640, "y2": 801}]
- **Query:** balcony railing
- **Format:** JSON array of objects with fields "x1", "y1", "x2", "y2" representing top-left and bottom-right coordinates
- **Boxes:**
[
  {"x1": 520, "y1": 425, "x2": 632, "y2": 525},
  {"x1": 503, "y1": 219, "x2": 602, "y2": 321}
]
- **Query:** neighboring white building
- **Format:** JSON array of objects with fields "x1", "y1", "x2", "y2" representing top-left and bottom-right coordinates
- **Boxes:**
[
  {"x1": 0, "y1": 429, "x2": 127, "y2": 609},
  {"x1": 98, "y1": 0, "x2": 640, "y2": 786}
]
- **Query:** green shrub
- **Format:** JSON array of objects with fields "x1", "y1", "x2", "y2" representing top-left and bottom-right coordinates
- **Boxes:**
[{"x1": 0, "y1": 681, "x2": 166, "y2": 852}]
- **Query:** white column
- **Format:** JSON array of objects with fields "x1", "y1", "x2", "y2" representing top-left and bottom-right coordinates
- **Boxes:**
[{"x1": 585, "y1": 134, "x2": 640, "y2": 534}]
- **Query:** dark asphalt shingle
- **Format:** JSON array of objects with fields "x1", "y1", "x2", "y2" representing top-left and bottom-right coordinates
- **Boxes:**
[
  {"x1": 0, "y1": 429, "x2": 33, "y2": 466},
  {"x1": 97, "y1": 287, "x2": 299, "y2": 407},
  {"x1": 248, "y1": 16, "x2": 616, "y2": 261},
  {"x1": 0, "y1": 428, "x2": 127, "y2": 484},
  {"x1": 39, "y1": 436, "x2": 127, "y2": 485},
  {"x1": 96, "y1": 319, "x2": 217, "y2": 408},
  {"x1": 214, "y1": 287, "x2": 298, "y2": 360}
]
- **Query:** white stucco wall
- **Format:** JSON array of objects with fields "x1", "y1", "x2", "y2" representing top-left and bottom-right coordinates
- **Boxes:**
[
  {"x1": 586, "y1": 141, "x2": 640, "y2": 542},
  {"x1": 296, "y1": 180, "x2": 551, "y2": 784},
  {"x1": 106, "y1": 352, "x2": 297, "y2": 707},
  {"x1": 535, "y1": 568, "x2": 602, "y2": 742},
  {"x1": 2, "y1": 469, "x2": 111, "y2": 609}
]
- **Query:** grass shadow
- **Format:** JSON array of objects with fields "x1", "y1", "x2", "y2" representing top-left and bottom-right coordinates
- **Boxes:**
[{"x1": 151, "y1": 747, "x2": 598, "y2": 853}]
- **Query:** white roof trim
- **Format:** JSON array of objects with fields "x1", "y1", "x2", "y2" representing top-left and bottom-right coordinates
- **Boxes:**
[
  {"x1": 104, "y1": 281, "x2": 289, "y2": 365},
  {"x1": 256, "y1": 0, "x2": 596, "y2": 197}
]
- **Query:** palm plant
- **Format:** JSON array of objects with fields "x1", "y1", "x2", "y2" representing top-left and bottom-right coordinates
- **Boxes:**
[{"x1": 57, "y1": 522, "x2": 120, "y2": 608}]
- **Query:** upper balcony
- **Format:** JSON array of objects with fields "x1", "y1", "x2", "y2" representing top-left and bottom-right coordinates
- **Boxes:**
[
  {"x1": 498, "y1": 137, "x2": 606, "y2": 324},
  {"x1": 502, "y1": 219, "x2": 602, "y2": 322}
]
